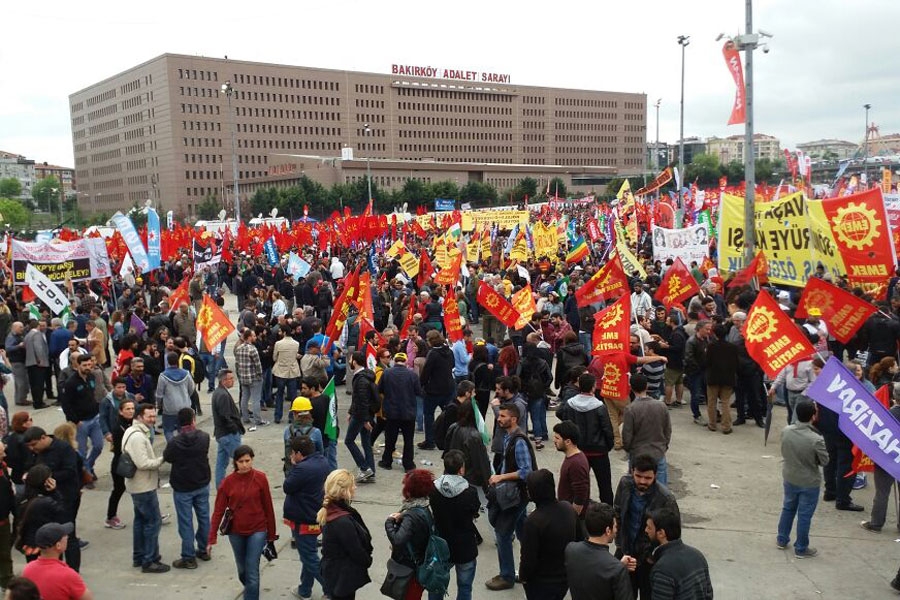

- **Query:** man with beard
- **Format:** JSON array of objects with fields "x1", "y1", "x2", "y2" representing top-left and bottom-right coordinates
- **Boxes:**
[{"x1": 613, "y1": 454, "x2": 679, "y2": 598}]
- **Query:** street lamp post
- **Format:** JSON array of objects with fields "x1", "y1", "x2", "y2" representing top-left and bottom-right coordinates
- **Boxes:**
[
  {"x1": 363, "y1": 123, "x2": 373, "y2": 211},
  {"x1": 727, "y1": 0, "x2": 772, "y2": 268},
  {"x1": 863, "y1": 103, "x2": 871, "y2": 187},
  {"x1": 654, "y1": 99, "x2": 662, "y2": 172},
  {"x1": 677, "y1": 35, "x2": 690, "y2": 210},
  {"x1": 221, "y1": 81, "x2": 241, "y2": 221}
]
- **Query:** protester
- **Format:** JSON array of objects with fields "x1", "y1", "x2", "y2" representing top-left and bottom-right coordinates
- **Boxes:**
[
  {"x1": 646, "y1": 507, "x2": 713, "y2": 599},
  {"x1": 104, "y1": 398, "x2": 134, "y2": 531},
  {"x1": 565, "y1": 502, "x2": 634, "y2": 600},
  {"x1": 21, "y1": 523, "x2": 94, "y2": 600},
  {"x1": 318, "y1": 469, "x2": 374, "y2": 600},
  {"x1": 211, "y1": 369, "x2": 244, "y2": 488},
  {"x1": 384, "y1": 469, "x2": 436, "y2": 600}
]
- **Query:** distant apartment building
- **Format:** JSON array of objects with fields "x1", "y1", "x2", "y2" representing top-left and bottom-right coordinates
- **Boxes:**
[
  {"x1": 0, "y1": 151, "x2": 35, "y2": 199},
  {"x1": 796, "y1": 139, "x2": 857, "y2": 160},
  {"x1": 668, "y1": 137, "x2": 707, "y2": 166},
  {"x1": 34, "y1": 162, "x2": 76, "y2": 195},
  {"x1": 706, "y1": 133, "x2": 781, "y2": 164}
]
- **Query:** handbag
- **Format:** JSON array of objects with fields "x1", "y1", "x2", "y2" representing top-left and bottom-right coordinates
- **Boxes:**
[
  {"x1": 115, "y1": 432, "x2": 138, "y2": 478},
  {"x1": 380, "y1": 558, "x2": 414, "y2": 600},
  {"x1": 218, "y1": 507, "x2": 234, "y2": 535}
]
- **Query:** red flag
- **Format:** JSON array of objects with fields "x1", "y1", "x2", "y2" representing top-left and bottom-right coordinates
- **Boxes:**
[
  {"x1": 323, "y1": 268, "x2": 360, "y2": 354},
  {"x1": 443, "y1": 295, "x2": 464, "y2": 342},
  {"x1": 434, "y1": 254, "x2": 462, "y2": 287},
  {"x1": 591, "y1": 293, "x2": 632, "y2": 357},
  {"x1": 794, "y1": 276, "x2": 877, "y2": 344},
  {"x1": 728, "y1": 251, "x2": 768, "y2": 288},
  {"x1": 575, "y1": 254, "x2": 629, "y2": 308},
  {"x1": 597, "y1": 353, "x2": 633, "y2": 400},
  {"x1": 743, "y1": 290, "x2": 816, "y2": 379},
  {"x1": 417, "y1": 251, "x2": 434, "y2": 288},
  {"x1": 196, "y1": 294, "x2": 236, "y2": 351},
  {"x1": 475, "y1": 280, "x2": 520, "y2": 329},
  {"x1": 399, "y1": 294, "x2": 417, "y2": 339},
  {"x1": 654, "y1": 258, "x2": 701, "y2": 308},
  {"x1": 722, "y1": 41, "x2": 746, "y2": 125},
  {"x1": 851, "y1": 383, "x2": 893, "y2": 474},
  {"x1": 168, "y1": 277, "x2": 190, "y2": 311},
  {"x1": 700, "y1": 256, "x2": 716, "y2": 276}
]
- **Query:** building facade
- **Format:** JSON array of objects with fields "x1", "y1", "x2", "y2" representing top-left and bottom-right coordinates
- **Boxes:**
[
  {"x1": 706, "y1": 133, "x2": 781, "y2": 165},
  {"x1": 69, "y1": 54, "x2": 647, "y2": 217},
  {"x1": 0, "y1": 151, "x2": 35, "y2": 200},
  {"x1": 668, "y1": 137, "x2": 707, "y2": 166},
  {"x1": 796, "y1": 139, "x2": 857, "y2": 160},
  {"x1": 34, "y1": 162, "x2": 76, "y2": 195}
]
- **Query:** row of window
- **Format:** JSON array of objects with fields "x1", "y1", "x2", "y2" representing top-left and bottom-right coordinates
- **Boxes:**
[
  {"x1": 397, "y1": 102, "x2": 512, "y2": 116},
  {"x1": 92, "y1": 164, "x2": 122, "y2": 176},
  {"x1": 85, "y1": 89, "x2": 116, "y2": 109},
  {"x1": 396, "y1": 88, "x2": 513, "y2": 103},
  {"x1": 523, "y1": 134, "x2": 546, "y2": 142},
  {"x1": 89, "y1": 134, "x2": 120, "y2": 149},
  {"x1": 555, "y1": 98, "x2": 620, "y2": 108},
  {"x1": 556, "y1": 123, "x2": 619, "y2": 132},
  {"x1": 554, "y1": 147, "x2": 620, "y2": 155},
  {"x1": 127, "y1": 175, "x2": 148, "y2": 186},
  {"x1": 239, "y1": 139, "x2": 345, "y2": 152},
  {"x1": 180, "y1": 104, "x2": 222, "y2": 115},
  {"x1": 184, "y1": 121, "x2": 223, "y2": 132},
  {"x1": 523, "y1": 96, "x2": 546, "y2": 105},
  {"x1": 87, "y1": 104, "x2": 117, "y2": 122},
  {"x1": 230, "y1": 72, "x2": 338, "y2": 92},
  {"x1": 522, "y1": 109, "x2": 545, "y2": 117},
  {"x1": 555, "y1": 135, "x2": 621, "y2": 144},
  {"x1": 398, "y1": 130, "x2": 513, "y2": 142},
  {"x1": 185, "y1": 154, "x2": 222, "y2": 164},
  {"x1": 354, "y1": 84, "x2": 384, "y2": 94},
  {"x1": 235, "y1": 107, "x2": 341, "y2": 122},
  {"x1": 397, "y1": 144, "x2": 514, "y2": 154},
  {"x1": 178, "y1": 68, "x2": 217, "y2": 82},
  {"x1": 91, "y1": 149, "x2": 120, "y2": 163},
  {"x1": 354, "y1": 99, "x2": 384, "y2": 109}
]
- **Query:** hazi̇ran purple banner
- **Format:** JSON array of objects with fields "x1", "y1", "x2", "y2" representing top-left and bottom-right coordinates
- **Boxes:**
[{"x1": 806, "y1": 358, "x2": 900, "y2": 481}]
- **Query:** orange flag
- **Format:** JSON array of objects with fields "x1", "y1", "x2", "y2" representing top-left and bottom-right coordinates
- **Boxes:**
[
  {"x1": 399, "y1": 294, "x2": 417, "y2": 339},
  {"x1": 323, "y1": 267, "x2": 360, "y2": 354},
  {"x1": 575, "y1": 254, "x2": 629, "y2": 308},
  {"x1": 476, "y1": 280, "x2": 520, "y2": 329},
  {"x1": 196, "y1": 294, "x2": 235, "y2": 352},
  {"x1": 794, "y1": 276, "x2": 877, "y2": 344},
  {"x1": 591, "y1": 293, "x2": 631, "y2": 357},
  {"x1": 434, "y1": 254, "x2": 462, "y2": 287},
  {"x1": 511, "y1": 285, "x2": 537, "y2": 329},
  {"x1": 168, "y1": 278, "x2": 190, "y2": 312},
  {"x1": 743, "y1": 290, "x2": 816, "y2": 379},
  {"x1": 443, "y1": 294, "x2": 464, "y2": 342},
  {"x1": 654, "y1": 258, "x2": 701, "y2": 308}
]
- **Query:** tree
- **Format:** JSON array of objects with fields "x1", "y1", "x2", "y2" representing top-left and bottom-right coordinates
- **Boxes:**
[
  {"x1": 249, "y1": 188, "x2": 278, "y2": 217},
  {"x1": 684, "y1": 153, "x2": 722, "y2": 186},
  {"x1": 427, "y1": 180, "x2": 460, "y2": 203},
  {"x1": 196, "y1": 195, "x2": 222, "y2": 220},
  {"x1": 127, "y1": 203, "x2": 148, "y2": 229},
  {"x1": 517, "y1": 177, "x2": 539, "y2": 201},
  {"x1": 398, "y1": 178, "x2": 427, "y2": 209},
  {"x1": 0, "y1": 178, "x2": 22, "y2": 198},
  {"x1": 723, "y1": 160, "x2": 745, "y2": 183},
  {"x1": 0, "y1": 198, "x2": 30, "y2": 229},
  {"x1": 31, "y1": 176, "x2": 61, "y2": 213},
  {"x1": 547, "y1": 177, "x2": 567, "y2": 199}
]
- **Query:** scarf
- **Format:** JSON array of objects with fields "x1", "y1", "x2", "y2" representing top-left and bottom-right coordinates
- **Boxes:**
[{"x1": 400, "y1": 496, "x2": 430, "y2": 513}]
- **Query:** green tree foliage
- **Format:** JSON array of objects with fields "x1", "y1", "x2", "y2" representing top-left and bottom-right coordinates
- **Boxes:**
[
  {"x1": 31, "y1": 176, "x2": 61, "y2": 212},
  {"x1": 458, "y1": 181, "x2": 498, "y2": 207},
  {"x1": 0, "y1": 178, "x2": 22, "y2": 198},
  {"x1": 547, "y1": 177, "x2": 567, "y2": 199},
  {"x1": 127, "y1": 203, "x2": 148, "y2": 229},
  {"x1": 684, "y1": 153, "x2": 722, "y2": 187},
  {"x1": 196, "y1": 195, "x2": 222, "y2": 220},
  {"x1": 0, "y1": 198, "x2": 30, "y2": 229},
  {"x1": 516, "y1": 177, "x2": 538, "y2": 202}
]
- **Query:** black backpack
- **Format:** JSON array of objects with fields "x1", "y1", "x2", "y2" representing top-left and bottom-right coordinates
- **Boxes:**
[{"x1": 521, "y1": 358, "x2": 550, "y2": 401}]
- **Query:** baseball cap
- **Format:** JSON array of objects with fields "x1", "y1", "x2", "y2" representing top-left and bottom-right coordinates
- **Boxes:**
[
  {"x1": 807, "y1": 307, "x2": 823, "y2": 317},
  {"x1": 35, "y1": 522, "x2": 74, "y2": 548},
  {"x1": 394, "y1": 352, "x2": 408, "y2": 362}
]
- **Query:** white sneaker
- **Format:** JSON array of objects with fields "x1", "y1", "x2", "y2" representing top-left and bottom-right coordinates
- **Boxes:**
[
  {"x1": 248, "y1": 426, "x2": 258, "y2": 432},
  {"x1": 161, "y1": 513, "x2": 172, "y2": 525},
  {"x1": 356, "y1": 468, "x2": 375, "y2": 483}
]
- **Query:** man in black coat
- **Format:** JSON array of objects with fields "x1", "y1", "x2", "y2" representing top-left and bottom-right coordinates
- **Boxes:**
[
  {"x1": 565, "y1": 502, "x2": 634, "y2": 600},
  {"x1": 430, "y1": 449, "x2": 481, "y2": 599},
  {"x1": 376, "y1": 353, "x2": 423, "y2": 472},
  {"x1": 163, "y1": 408, "x2": 212, "y2": 569},
  {"x1": 646, "y1": 507, "x2": 713, "y2": 599},
  {"x1": 419, "y1": 331, "x2": 456, "y2": 450}
]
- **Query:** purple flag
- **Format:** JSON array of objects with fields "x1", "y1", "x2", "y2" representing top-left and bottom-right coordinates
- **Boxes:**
[
  {"x1": 806, "y1": 357, "x2": 900, "y2": 481},
  {"x1": 130, "y1": 314, "x2": 146, "y2": 337}
]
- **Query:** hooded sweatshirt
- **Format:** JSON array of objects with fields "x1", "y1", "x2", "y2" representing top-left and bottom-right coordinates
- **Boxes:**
[
  {"x1": 155, "y1": 366, "x2": 196, "y2": 416},
  {"x1": 429, "y1": 474, "x2": 480, "y2": 564},
  {"x1": 519, "y1": 469, "x2": 579, "y2": 585},
  {"x1": 556, "y1": 393, "x2": 615, "y2": 454}
]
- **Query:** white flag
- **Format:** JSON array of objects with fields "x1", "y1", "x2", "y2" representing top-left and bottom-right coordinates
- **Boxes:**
[
  {"x1": 24, "y1": 264, "x2": 69, "y2": 316},
  {"x1": 120, "y1": 252, "x2": 135, "y2": 279}
]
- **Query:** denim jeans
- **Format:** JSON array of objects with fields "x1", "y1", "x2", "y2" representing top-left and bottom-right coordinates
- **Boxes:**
[
  {"x1": 528, "y1": 397, "x2": 547, "y2": 440},
  {"x1": 273, "y1": 376, "x2": 298, "y2": 423},
  {"x1": 345, "y1": 417, "x2": 374, "y2": 472},
  {"x1": 76, "y1": 415, "x2": 103, "y2": 475},
  {"x1": 200, "y1": 352, "x2": 224, "y2": 391},
  {"x1": 423, "y1": 394, "x2": 454, "y2": 446},
  {"x1": 228, "y1": 530, "x2": 268, "y2": 600},
  {"x1": 262, "y1": 368, "x2": 273, "y2": 407},
  {"x1": 777, "y1": 481, "x2": 820, "y2": 553},
  {"x1": 293, "y1": 530, "x2": 327, "y2": 598},
  {"x1": 466, "y1": 293, "x2": 479, "y2": 323},
  {"x1": 416, "y1": 396, "x2": 424, "y2": 431},
  {"x1": 162, "y1": 413, "x2": 180, "y2": 442},
  {"x1": 324, "y1": 441, "x2": 338, "y2": 471},
  {"x1": 786, "y1": 390, "x2": 806, "y2": 425},
  {"x1": 492, "y1": 502, "x2": 527, "y2": 582},
  {"x1": 216, "y1": 433, "x2": 242, "y2": 489},
  {"x1": 131, "y1": 490, "x2": 162, "y2": 567},
  {"x1": 240, "y1": 380, "x2": 263, "y2": 424},
  {"x1": 686, "y1": 372, "x2": 707, "y2": 418},
  {"x1": 173, "y1": 486, "x2": 210, "y2": 560},
  {"x1": 428, "y1": 559, "x2": 476, "y2": 600}
]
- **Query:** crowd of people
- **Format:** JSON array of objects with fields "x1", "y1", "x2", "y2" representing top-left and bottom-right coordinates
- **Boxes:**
[{"x1": 1, "y1": 204, "x2": 900, "y2": 600}]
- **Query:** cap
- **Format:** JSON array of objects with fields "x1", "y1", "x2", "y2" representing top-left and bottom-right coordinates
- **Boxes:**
[
  {"x1": 394, "y1": 352, "x2": 408, "y2": 362},
  {"x1": 777, "y1": 291, "x2": 790, "y2": 302},
  {"x1": 290, "y1": 397, "x2": 312, "y2": 413},
  {"x1": 807, "y1": 307, "x2": 823, "y2": 317},
  {"x1": 35, "y1": 522, "x2": 74, "y2": 548}
]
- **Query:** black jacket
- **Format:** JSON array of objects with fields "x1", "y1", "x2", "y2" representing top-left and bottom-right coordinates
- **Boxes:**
[
  {"x1": 430, "y1": 476, "x2": 481, "y2": 564},
  {"x1": 61, "y1": 372, "x2": 98, "y2": 423},
  {"x1": 162, "y1": 428, "x2": 211, "y2": 492},
  {"x1": 446, "y1": 423, "x2": 492, "y2": 489},
  {"x1": 349, "y1": 368, "x2": 378, "y2": 419},
  {"x1": 4, "y1": 432, "x2": 31, "y2": 485},
  {"x1": 384, "y1": 505, "x2": 433, "y2": 569},
  {"x1": 705, "y1": 338, "x2": 738, "y2": 387},
  {"x1": 555, "y1": 343, "x2": 589, "y2": 389},
  {"x1": 420, "y1": 345, "x2": 455, "y2": 397},
  {"x1": 321, "y1": 501, "x2": 373, "y2": 597},
  {"x1": 861, "y1": 313, "x2": 900, "y2": 357},
  {"x1": 35, "y1": 439, "x2": 81, "y2": 514},
  {"x1": 649, "y1": 539, "x2": 714, "y2": 600},
  {"x1": 378, "y1": 365, "x2": 423, "y2": 421},
  {"x1": 565, "y1": 540, "x2": 633, "y2": 600},
  {"x1": 518, "y1": 469, "x2": 579, "y2": 585},
  {"x1": 283, "y1": 453, "x2": 330, "y2": 527},
  {"x1": 662, "y1": 326, "x2": 688, "y2": 370},
  {"x1": 15, "y1": 493, "x2": 66, "y2": 550},
  {"x1": 211, "y1": 387, "x2": 245, "y2": 439},
  {"x1": 556, "y1": 394, "x2": 615, "y2": 454},
  {"x1": 0, "y1": 463, "x2": 14, "y2": 520},
  {"x1": 613, "y1": 476, "x2": 679, "y2": 564}
]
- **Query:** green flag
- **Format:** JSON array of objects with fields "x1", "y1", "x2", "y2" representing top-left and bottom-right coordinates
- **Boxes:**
[
  {"x1": 28, "y1": 304, "x2": 40, "y2": 322},
  {"x1": 323, "y1": 377, "x2": 338, "y2": 442},
  {"x1": 473, "y1": 399, "x2": 490, "y2": 445}
]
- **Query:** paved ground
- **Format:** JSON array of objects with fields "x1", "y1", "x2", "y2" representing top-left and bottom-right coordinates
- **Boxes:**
[{"x1": 16, "y1": 297, "x2": 900, "y2": 599}]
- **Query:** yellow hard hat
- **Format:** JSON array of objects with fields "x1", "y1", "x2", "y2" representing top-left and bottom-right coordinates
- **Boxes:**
[{"x1": 291, "y1": 396, "x2": 312, "y2": 413}]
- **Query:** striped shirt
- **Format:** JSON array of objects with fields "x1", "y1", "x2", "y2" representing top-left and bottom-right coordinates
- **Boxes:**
[{"x1": 641, "y1": 360, "x2": 666, "y2": 398}]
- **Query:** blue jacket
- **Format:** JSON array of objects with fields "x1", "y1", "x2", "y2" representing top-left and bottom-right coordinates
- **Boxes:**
[
  {"x1": 283, "y1": 452, "x2": 331, "y2": 526},
  {"x1": 99, "y1": 391, "x2": 134, "y2": 436},
  {"x1": 49, "y1": 328, "x2": 73, "y2": 358},
  {"x1": 378, "y1": 365, "x2": 423, "y2": 421},
  {"x1": 451, "y1": 340, "x2": 471, "y2": 377}
]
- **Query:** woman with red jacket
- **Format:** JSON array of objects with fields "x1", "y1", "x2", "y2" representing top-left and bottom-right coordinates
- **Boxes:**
[{"x1": 208, "y1": 445, "x2": 276, "y2": 600}]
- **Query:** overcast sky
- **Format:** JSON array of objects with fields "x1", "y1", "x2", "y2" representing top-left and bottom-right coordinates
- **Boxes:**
[{"x1": 1, "y1": 0, "x2": 896, "y2": 168}]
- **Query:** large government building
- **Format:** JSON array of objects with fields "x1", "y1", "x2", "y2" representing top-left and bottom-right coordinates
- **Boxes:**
[{"x1": 69, "y1": 54, "x2": 647, "y2": 217}]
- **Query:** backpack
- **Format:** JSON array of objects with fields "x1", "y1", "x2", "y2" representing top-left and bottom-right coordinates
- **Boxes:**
[
  {"x1": 284, "y1": 422, "x2": 314, "y2": 472},
  {"x1": 407, "y1": 508, "x2": 452, "y2": 596},
  {"x1": 521, "y1": 357, "x2": 550, "y2": 401},
  {"x1": 182, "y1": 350, "x2": 207, "y2": 384}
]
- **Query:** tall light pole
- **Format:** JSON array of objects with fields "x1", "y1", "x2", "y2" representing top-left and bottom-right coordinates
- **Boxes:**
[
  {"x1": 363, "y1": 123, "x2": 373, "y2": 211},
  {"x1": 221, "y1": 81, "x2": 241, "y2": 221},
  {"x1": 729, "y1": 0, "x2": 772, "y2": 268},
  {"x1": 677, "y1": 35, "x2": 690, "y2": 210},
  {"x1": 863, "y1": 103, "x2": 871, "y2": 187},
  {"x1": 654, "y1": 98, "x2": 662, "y2": 172}
]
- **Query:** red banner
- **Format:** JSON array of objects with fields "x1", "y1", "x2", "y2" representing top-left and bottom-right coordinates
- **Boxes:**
[
  {"x1": 434, "y1": 254, "x2": 462, "y2": 287},
  {"x1": 654, "y1": 258, "x2": 701, "y2": 308},
  {"x1": 851, "y1": 384, "x2": 892, "y2": 474},
  {"x1": 443, "y1": 295, "x2": 464, "y2": 342},
  {"x1": 576, "y1": 254, "x2": 629, "y2": 308},
  {"x1": 635, "y1": 167, "x2": 673, "y2": 197},
  {"x1": 743, "y1": 290, "x2": 816, "y2": 379},
  {"x1": 323, "y1": 268, "x2": 360, "y2": 353},
  {"x1": 168, "y1": 278, "x2": 190, "y2": 311},
  {"x1": 586, "y1": 218, "x2": 601, "y2": 242},
  {"x1": 197, "y1": 294, "x2": 235, "y2": 352},
  {"x1": 417, "y1": 251, "x2": 434, "y2": 288},
  {"x1": 728, "y1": 250, "x2": 768, "y2": 288},
  {"x1": 794, "y1": 277, "x2": 877, "y2": 344},
  {"x1": 722, "y1": 41, "x2": 746, "y2": 125},
  {"x1": 598, "y1": 354, "x2": 632, "y2": 399},
  {"x1": 591, "y1": 293, "x2": 631, "y2": 357},
  {"x1": 476, "y1": 280, "x2": 520, "y2": 329}
]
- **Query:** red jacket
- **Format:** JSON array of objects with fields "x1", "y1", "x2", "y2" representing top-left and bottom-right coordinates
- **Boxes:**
[{"x1": 209, "y1": 469, "x2": 276, "y2": 544}]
